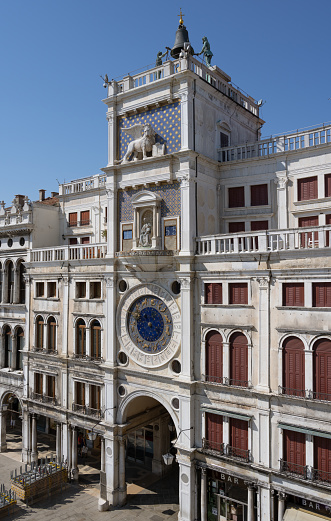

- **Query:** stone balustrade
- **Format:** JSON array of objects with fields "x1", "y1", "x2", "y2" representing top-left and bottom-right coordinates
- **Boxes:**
[
  {"x1": 59, "y1": 174, "x2": 107, "y2": 196},
  {"x1": 196, "y1": 225, "x2": 331, "y2": 255},
  {"x1": 108, "y1": 56, "x2": 258, "y2": 117},
  {"x1": 29, "y1": 243, "x2": 107, "y2": 263},
  {"x1": 218, "y1": 124, "x2": 331, "y2": 162}
]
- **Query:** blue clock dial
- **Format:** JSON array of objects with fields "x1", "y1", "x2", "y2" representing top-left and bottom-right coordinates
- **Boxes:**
[{"x1": 127, "y1": 295, "x2": 173, "y2": 353}]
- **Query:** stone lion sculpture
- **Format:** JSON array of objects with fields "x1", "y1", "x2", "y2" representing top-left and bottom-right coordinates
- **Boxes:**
[{"x1": 121, "y1": 123, "x2": 156, "y2": 163}]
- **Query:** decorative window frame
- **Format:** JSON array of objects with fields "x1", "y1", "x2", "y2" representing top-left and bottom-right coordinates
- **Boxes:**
[{"x1": 131, "y1": 191, "x2": 162, "y2": 249}]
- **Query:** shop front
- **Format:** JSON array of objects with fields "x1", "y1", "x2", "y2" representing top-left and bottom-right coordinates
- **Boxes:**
[
  {"x1": 207, "y1": 469, "x2": 256, "y2": 521},
  {"x1": 282, "y1": 492, "x2": 331, "y2": 520}
]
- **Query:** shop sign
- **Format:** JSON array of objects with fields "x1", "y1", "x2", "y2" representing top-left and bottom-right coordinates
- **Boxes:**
[
  {"x1": 215, "y1": 471, "x2": 245, "y2": 488},
  {"x1": 291, "y1": 496, "x2": 331, "y2": 518}
]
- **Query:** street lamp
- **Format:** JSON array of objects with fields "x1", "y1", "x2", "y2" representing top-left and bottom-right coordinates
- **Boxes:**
[
  {"x1": 86, "y1": 406, "x2": 116, "y2": 441},
  {"x1": 162, "y1": 426, "x2": 193, "y2": 466}
]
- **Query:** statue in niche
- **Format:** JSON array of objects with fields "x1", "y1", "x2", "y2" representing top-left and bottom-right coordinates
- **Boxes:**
[
  {"x1": 121, "y1": 124, "x2": 156, "y2": 163},
  {"x1": 139, "y1": 218, "x2": 152, "y2": 247},
  {"x1": 197, "y1": 36, "x2": 213, "y2": 68}
]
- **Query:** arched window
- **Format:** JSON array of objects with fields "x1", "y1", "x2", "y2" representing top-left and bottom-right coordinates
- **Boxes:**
[
  {"x1": 313, "y1": 339, "x2": 331, "y2": 400},
  {"x1": 18, "y1": 262, "x2": 25, "y2": 304},
  {"x1": 282, "y1": 336, "x2": 305, "y2": 397},
  {"x1": 4, "y1": 325, "x2": 12, "y2": 368},
  {"x1": 16, "y1": 327, "x2": 24, "y2": 370},
  {"x1": 7, "y1": 261, "x2": 14, "y2": 303},
  {"x1": 206, "y1": 331, "x2": 223, "y2": 383},
  {"x1": 76, "y1": 319, "x2": 86, "y2": 357},
  {"x1": 35, "y1": 315, "x2": 44, "y2": 350},
  {"x1": 91, "y1": 320, "x2": 101, "y2": 360},
  {"x1": 230, "y1": 332, "x2": 248, "y2": 387},
  {"x1": 47, "y1": 316, "x2": 57, "y2": 352}
]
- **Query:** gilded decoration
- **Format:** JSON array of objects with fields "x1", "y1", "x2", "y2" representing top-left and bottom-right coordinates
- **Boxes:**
[
  {"x1": 118, "y1": 101, "x2": 181, "y2": 161},
  {"x1": 119, "y1": 182, "x2": 181, "y2": 223}
]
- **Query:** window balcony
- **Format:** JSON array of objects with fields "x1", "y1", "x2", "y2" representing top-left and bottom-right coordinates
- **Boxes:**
[
  {"x1": 312, "y1": 468, "x2": 331, "y2": 484},
  {"x1": 31, "y1": 392, "x2": 56, "y2": 405},
  {"x1": 79, "y1": 220, "x2": 91, "y2": 227},
  {"x1": 280, "y1": 459, "x2": 308, "y2": 479},
  {"x1": 278, "y1": 386, "x2": 307, "y2": 398},
  {"x1": 202, "y1": 439, "x2": 250, "y2": 463},
  {"x1": 202, "y1": 438, "x2": 225, "y2": 455},
  {"x1": 226, "y1": 445, "x2": 251, "y2": 463},
  {"x1": 205, "y1": 375, "x2": 251, "y2": 389},
  {"x1": 72, "y1": 403, "x2": 102, "y2": 418},
  {"x1": 72, "y1": 403, "x2": 86, "y2": 414}
]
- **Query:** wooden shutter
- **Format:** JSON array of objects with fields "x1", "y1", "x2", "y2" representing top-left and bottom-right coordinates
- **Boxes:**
[
  {"x1": 298, "y1": 176, "x2": 318, "y2": 201},
  {"x1": 69, "y1": 212, "x2": 77, "y2": 226},
  {"x1": 230, "y1": 333, "x2": 248, "y2": 386},
  {"x1": 283, "y1": 283, "x2": 304, "y2": 306},
  {"x1": 314, "y1": 436, "x2": 331, "y2": 479},
  {"x1": 80, "y1": 236, "x2": 90, "y2": 244},
  {"x1": 230, "y1": 418, "x2": 248, "y2": 451},
  {"x1": 205, "y1": 283, "x2": 222, "y2": 304},
  {"x1": 228, "y1": 187, "x2": 245, "y2": 208},
  {"x1": 283, "y1": 336, "x2": 305, "y2": 395},
  {"x1": 229, "y1": 283, "x2": 248, "y2": 305},
  {"x1": 313, "y1": 283, "x2": 331, "y2": 307},
  {"x1": 206, "y1": 413, "x2": 223, "y2": 450},
  {"x1": 206, "y1": 331, "x2": 223, "y2": 383},
  {"x1": 325, "y1": 174, "x2": 331, "y2": 198},
  {"x1": 229, "y1": 222, "x2": 245, "y2": 233},
  {"x1": 250, "y1": 220, "x2": 268, "y2": 231},
  {"x1": 326, "y1": 215, "x2": 331, "y2": 247},
  {"x1": 314, "y1": 339, "x2": 331, "y2": 400},
  {"x1": 80, "y1": 210, "x2": 90, "y2": 226},
  {"x1": 250, "y1": 184, "x2": 268, "y2": 206},
  {"x1": 284, "y1": 429, "x2": 306, "y2": 473}
]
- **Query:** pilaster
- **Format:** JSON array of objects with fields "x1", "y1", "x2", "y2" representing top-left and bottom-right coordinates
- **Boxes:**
[{"x1": 256, "y1": 276, "x2": 270, "y2": 392}]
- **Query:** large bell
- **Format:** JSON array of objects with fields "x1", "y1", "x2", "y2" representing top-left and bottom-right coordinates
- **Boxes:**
[{"x1": 170, "y1": 23, "x2": 194, "y2": 59}]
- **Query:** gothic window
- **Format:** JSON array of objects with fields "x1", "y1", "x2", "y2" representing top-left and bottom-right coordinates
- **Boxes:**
[{"x1": 282, "y1": 336, "x2": 305, "y2": 396}]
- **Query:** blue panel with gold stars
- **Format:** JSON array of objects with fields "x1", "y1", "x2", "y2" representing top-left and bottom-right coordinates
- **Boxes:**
[
  {"x1": 118, "y1": 101, "x2": 181, "y2": 160},
  {"x1": 119, "y1": 182, "x2": 181, "y2": 223}
]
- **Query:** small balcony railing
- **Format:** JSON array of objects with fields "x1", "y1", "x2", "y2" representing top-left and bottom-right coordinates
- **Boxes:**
[
  {"x1": 31, "y1": 392, "x2": 56, "y2": 405},
  {"x1": 309, "y1": 390, "x2": 331, "y2": 402},
  {"x1": 85, "y1": 406, "x2": 102, "y2": 419},
  {"x1": 31, "y1": 392, "x2": 43, "y2": 402},
  {"x1": 280, "y1": 459, "x2": 308, "y2": 478},
  {"x1": 279, "y1": 386, "x2": 307, "y2": 398},
  {"x1": 72, "y1": 353, "x2": 103, "y2": 363},
  {"x1": 205, "y1": 375, "x2": 251, "y2": 388},
  {"x1": 312, "y1": 468, "x2": 331, "y2": 484},
  {"x1": 79, "y1": 220, "x2": 91, "y2": 227},
  {"x1": 202, "y1": 438, "x2": 225, "y2": 455},
  {"x1": 226, "y1": 445, "x2": 251, "y2": 462},
  {"x1": 72, "y1": 403, "x2": 86, "y2": 414}
]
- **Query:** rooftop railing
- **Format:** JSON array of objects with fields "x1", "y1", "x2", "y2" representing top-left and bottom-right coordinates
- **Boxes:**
[
  {"x1": 196, "y1": 225, "x2": 331, "y2": 256},
  {"x1": 218, "y1": 124, "x2": 331, "y2": 162},
  {"x1": 59, "y1": 174, "x2": 107, "y2": 196},
  {"x1": 29, "y1": 243, "x2": 107, "y2": 263}
]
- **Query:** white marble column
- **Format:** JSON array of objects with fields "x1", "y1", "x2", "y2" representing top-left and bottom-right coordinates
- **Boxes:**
[
  {"x1": 61, "y1": 276, "x2": 69, "y2": 357},
  {"x1": 247, "y1": 484, "x2": 255, "y2": 521},
  {"x1": 0, "y1": 408, "x2": 7, "y2": 452},
  {"x1": 275, "y1": 174, "x2": 288, "y2": 229},
  {"x1": 278, "y1": 492, "x2": 286, "y2": 521},
  {"x1": 56, "y1": 423, "x2": 62, "y2": 463},
  {"x1": 67, "y1": 425, "x2": 72, "y2": 471},
  {"x1": 105, "y1": 277, "x2": 117, "y2": 365},
  {"x1": 200, "y1": 468, "x2": 207, "y2": 521},
  {"x1": 179, "y1": 175, "x2": 196, "y2": 255},
  {"x1": 71, "y1": 427, "x2": 78, "y2": 480},
  {"x1": 179, "y1": 276, "x2": 193, "y2": 380},
  {"x1": 31, "y1": 414, "x2": 38, "y2": 463},
  {"x1": 101, "y1": 436, "x2": 105, "y2": 473},
  {"x1": 177, "y1": 453, "x2": 195, "y2": 521},
  {"x1": 106, "y1": 186, "x2": 116, "y2": 258},
  {"x1": 257, "y1": 277, "x2": 270, "y2": 392},
  {"x1": 107, "y1": 112, "x2": 116, "y2": 167},
  {"x1": 104, "y1": 435, "x2": 119, "y2": 507},
  {"x1": 22, "y1": 409, "x2": 30, "y2": 463},
  {"x1": 118, "y1": 437, "x2": 126, "y2": 506}
]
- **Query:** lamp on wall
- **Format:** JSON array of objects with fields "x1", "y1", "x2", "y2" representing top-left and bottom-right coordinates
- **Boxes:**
[
  {"x1": 162, "y1": 426, "x2": 193, "y2": 466},
  {"x1": 86, "y1": 406, "x2": 117, "y2": 441}
]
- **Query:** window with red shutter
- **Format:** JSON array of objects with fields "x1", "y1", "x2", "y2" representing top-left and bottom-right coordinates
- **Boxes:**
[
  {"x1": 282, "y1": 283, "x2": 304, "y2": 306},
  {"x1": 69, "y1": 212, "x2": 78, "y2": 227},
  {"x1": 228, "y1": 187, "x2": 245, "y2": 208},
  {"x1": 314, "y1": 436, "x2": 331, "y2": 482},
  {"x1": 229, "y1": 283, "x2": 248, "y2": 305},
  {"x1": 313, "y1": 339, "x2": 331, "y2": 401},
  {"x1": 313, "y1": 283, "x2": 331, "y2": 307},
  {"x1": 229, "y1": 418, "x2": 248, "y2": 460},
  {"x1": 250, "y1": 221, "x2": 268, "y2": 231},
  {"x1": 206, "y1": 413, "x2": 223, "y2": 452},
  {"x1": 326, "y1": 215, "x2": 331, "y2": 247},
  {"x1": 229, "y1": 222, "x2": 245, "y2": 233},
  {"x1": 283, "y1": 429, "x2": 306, "y2": 475},
  {"x1": 80, "y1": 210, "x2": 90, "y2": 226},
  {"x1": 69, "y1": 238, "x2": 78, "y2": 245},
  {"x1": 325, "y1": 174, "x2": 331, "y2": 198},
  {"x1": 230, "y1": 332, "x2": 248, "y2": 387},
  {"x1": 81, "y1": 237, "x2": 90, "y2": 244},
  {"x1": 250, "y1": 184, "x2": 268, "y2": 206},
  {"x1": 206, "y1": 331, "x2": 223, "y2": 383},
  {"x1": 204, "y1": 283, "x2": 222, "y2": 304},
  {"x1": 282, "y1": 336, "x2": 305, "y2": 396},
  {"x1": 298, "y1": 215, "x2": 319, "y2": 247},
  {"x1": 298, "y1": 176, "x2": 318, "y2": 201}
]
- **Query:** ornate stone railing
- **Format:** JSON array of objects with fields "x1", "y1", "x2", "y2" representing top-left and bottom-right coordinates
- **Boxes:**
[
  {"x1": 59, "y1": 174, "x2": 107, "y2": 196},
  {"x1": 29, "y1": 244, "x2": 107, "y2": 262},
  {"x1": 109, "y1": 56, "x2": 258, "y2": 117},
  {"x1": 196, "y1": 225, "x2": 331, "y2": 255},
  {"x1": 218, "y1": 123, "x2": 331, "y2": 162}
]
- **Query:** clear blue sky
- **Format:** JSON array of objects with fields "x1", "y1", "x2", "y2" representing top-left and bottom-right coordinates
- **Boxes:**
[{"x1": 1, "y1": 0, "x2": 330, "y2": 205}]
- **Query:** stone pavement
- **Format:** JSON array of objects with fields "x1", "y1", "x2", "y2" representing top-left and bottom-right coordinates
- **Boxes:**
[{"x1": 0, "y1": 430, "x2": 180, "y2": 521}]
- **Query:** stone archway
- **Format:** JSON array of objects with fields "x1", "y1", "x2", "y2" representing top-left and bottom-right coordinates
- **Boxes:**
[{"x1": 0, "y1": 391, "x2": 23, "y2": 453}]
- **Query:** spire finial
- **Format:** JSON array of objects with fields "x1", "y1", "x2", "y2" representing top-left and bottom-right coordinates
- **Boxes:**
[{"x1": 178, "y1": 8, "x2": 184, "y2": 26}]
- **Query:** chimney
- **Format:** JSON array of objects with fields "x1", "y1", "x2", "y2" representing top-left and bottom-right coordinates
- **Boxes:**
[
  {"x1": 51, "y1": 191, "x2": 59, "y2": 198},
  {"x1": 39, "y1": 189, "x2": 46, "y2": 202},
  {"x1": 15, "y1": 195, "x2": 24, "y2": 207}
]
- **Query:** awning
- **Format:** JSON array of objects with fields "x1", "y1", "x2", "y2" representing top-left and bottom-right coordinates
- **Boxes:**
[
  {"x1": 278, "y1": 423, "x2": 331, "y2": 440},
  {"x1": 201, "y1": 407, "x2": 251, "y2": 421},
  {"x1": 284, "y1": 507, "x2": 330, "y2": 520}
]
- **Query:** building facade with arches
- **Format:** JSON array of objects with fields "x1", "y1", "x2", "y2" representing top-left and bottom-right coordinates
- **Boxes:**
[{"x1": 1, "y1": 23, "x2": 331, "y2": 521}]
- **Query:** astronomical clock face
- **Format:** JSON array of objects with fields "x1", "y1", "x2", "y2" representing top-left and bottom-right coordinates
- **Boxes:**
[
  {"x1": 117, "y1": 283, "x2": 181, "y2": 368},
  {"x1": 127, "y1": 296, "x2": 173, "y2": 353}
]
